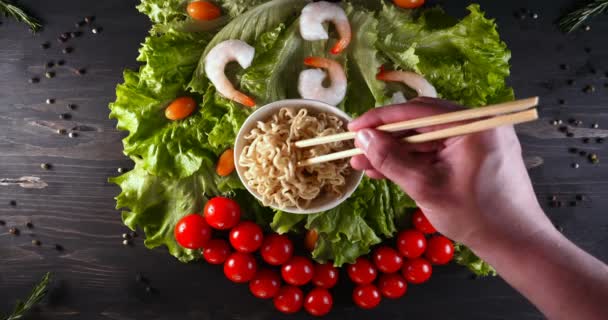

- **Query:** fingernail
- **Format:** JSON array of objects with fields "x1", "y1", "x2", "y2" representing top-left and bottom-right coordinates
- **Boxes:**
[{"x1": 356, "y1": 129, "x2": 372, "y2": 151}]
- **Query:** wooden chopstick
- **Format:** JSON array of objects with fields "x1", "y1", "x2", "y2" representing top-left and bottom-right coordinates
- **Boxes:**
[
  {"x1": 294, "y1": 97, "x2": 539, "y2": 148},
  {"x1": 297, "y1": 108, "x2": 538, "y2": 167}
]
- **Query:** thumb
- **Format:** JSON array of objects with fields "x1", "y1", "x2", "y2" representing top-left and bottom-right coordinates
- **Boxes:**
[{"x1": 355, "y1": 129, "x2": 421, "y2": 186}]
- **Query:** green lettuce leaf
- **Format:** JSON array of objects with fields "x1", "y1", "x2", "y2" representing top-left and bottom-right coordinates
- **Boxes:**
[
  {"x1": 240, "y1": 20, "x2": 327, "y2": 104},
  {"x1": 137, "y1": 0, "x2": 188, "y2": 25},
  {"x1": 219, "y1": 0, "x2": 270, "y2": 17},
  {"x1": 343, "y1": 4, "x2": 388, "y2": 116},
  {"x1": 454, "y1": 243, "x2": 496, "y2": 276},
  {"x1": 378, "y1": 4, "x2": 514, "y2": 106},
  {"x1": 188, "y1": 0, "x2": 309, "y2": 94}
]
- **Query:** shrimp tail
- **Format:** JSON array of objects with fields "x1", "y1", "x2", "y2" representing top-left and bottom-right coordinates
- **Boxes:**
[
  {"x1": 304, "y1": 56, "x2": 326, "y2": 68},
  {"x1": 233, "y1": 91, "x2": 256, "y2": 107},
  {"x1": 330, "y1": 39, "x2": 349, "y2": 55},
  {"x1": 376, "y1": 70, "x2": 390, "y2": 81}
]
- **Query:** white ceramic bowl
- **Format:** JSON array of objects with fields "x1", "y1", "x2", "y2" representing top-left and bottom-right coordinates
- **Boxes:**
[{"x1": 234, "y1": 99, "x2": 363, "y2": 214}]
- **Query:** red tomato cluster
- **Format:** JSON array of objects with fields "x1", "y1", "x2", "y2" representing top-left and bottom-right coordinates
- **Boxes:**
[
  {"x1": 175, "y1": 201, "x2": 453, "y2": 315},
  {"x1": 348, "y1": 208, "x2": 454, "y2": 309}
]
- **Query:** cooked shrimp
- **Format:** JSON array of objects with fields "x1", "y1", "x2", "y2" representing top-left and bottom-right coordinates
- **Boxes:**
[
  {"x1": 377, "y1": 70, "x2": 438, "y2": 98},
  {"x1": 205, "y1": 40, "x2": 256, "y2": 107},
  {"x1": 298, "y1": 57, "x2": 347, "y2": 106},
  {"x1": 300, "y1": 1, "x2": 351, "y2": 55}
]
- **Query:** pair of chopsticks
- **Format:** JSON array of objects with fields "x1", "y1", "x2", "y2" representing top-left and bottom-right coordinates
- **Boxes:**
[{"x1": 296, "y1": 97, "x2": 539, "y2": 167}]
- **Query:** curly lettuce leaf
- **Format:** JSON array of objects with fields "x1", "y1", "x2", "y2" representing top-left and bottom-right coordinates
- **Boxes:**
[
  {"x1": 188, "y1": 0, "x2": 309, "y2": 94},
  {"x1": 219, "y1": 0, "x2": 270, "y2": 17},
  {"x1": 270, "y1": 178, "x2": 416, "y2": 266},
  {"x1": 110, "y1": 160, "x2": 253, "y2": 262},
  {"x1": 137, "y1": 0, "x2": 188, "y2": 25},
  {"x1": 343, "y1": 4, "x2": 388, "y2": 116},
  {"x1": 378, "y1": 4, "x2": 514, "y2": 106},
  {"x1": 240, "y1": 20, "x2": 327, "y2": 104},
  {"x1": 454, "y1": 243, "x2": 496, "y2": 276}
]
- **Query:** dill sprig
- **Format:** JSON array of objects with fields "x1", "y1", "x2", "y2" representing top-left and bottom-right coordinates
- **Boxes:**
[
  {"x1": 3, "y1": 272, "x2": 52, "y2": 320},
  {"x1": 559, "y1": 0, "x2": 608, "y2": 33},
  {"x1": 0, "y1": 0, "x2": 42, "y2": 32}
]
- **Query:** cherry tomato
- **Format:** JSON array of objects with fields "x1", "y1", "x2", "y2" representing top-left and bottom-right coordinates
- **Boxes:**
[
  {"x1": 186, "y1": 1, "x2": 221, "y2": 21},
  {"x1": 274, "y1": 286, "x2": 303, "y2": 314},
  {"x1": 249, "y1": 269, "x2": 281, "y2": 299},
  {"x1": 260, "y1": 233, "x2": 293, "y2": 266},
  {"x1": 229, "y1": 221, "x2": 263, "y2": 253},
  {"x1": 393, "y1": 0, "x2": 425, "y2": 9},
  {"x1": 402, "y1": 257, "x2": 432, "y2": 284},
  {"x1": 372, "y1": 246, "x2": 403, "y2": 273},
  {"x1": 397, "y1": 229, "x2": 427, "y2": 259},
  {"x1": 174, "y1": 214, "x2": 211, "y2": 249},
  {"x1": 281, "y1": 256, "x2": 314, "y2": 286},
  {"x1": 377, "y1": 273, "x2": 407, "y2": 299},
  {"x1": 412, "y1": 208, "x2": 436, "y2": 234},
  {"x1": 203, "y1": 239, "x2": 231, "y2": 264},
  {"x1": 347, "y1": 257, "x2": 377, "y2": 285},
  {"x1": 312, "y1": 263, "x2": 339, "y2": 289},
  {"x1": 304, "y1": 288, "x2": 333, "y2": 316},
  {"x1": 204, "y1": 196, "x2": 241, "y2": 230},
  {"x1": 224, "y1": 252, "x2": 257, "y2": 283},
  {"x1": 165, "y1": 96, "x2": 196, "y2": 120},
  {"x1": 352, "y1": 284, "x2": 381, "y2": 309},
  {"x1": 304, "y1": 229, "x2": 318, "y2": 252},
  {"x1": 425, "y1": 235, "x2": 454, "y2": 265}
]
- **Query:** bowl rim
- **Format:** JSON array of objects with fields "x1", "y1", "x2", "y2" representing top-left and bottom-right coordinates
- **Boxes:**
[{"x1": 233, "y1": 99, "x2": 364, "y2": 214}]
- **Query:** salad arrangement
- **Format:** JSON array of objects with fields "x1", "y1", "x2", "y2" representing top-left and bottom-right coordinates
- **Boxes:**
[{"x1": 110, "y1": 0, "x2": 512, "y2": 293}]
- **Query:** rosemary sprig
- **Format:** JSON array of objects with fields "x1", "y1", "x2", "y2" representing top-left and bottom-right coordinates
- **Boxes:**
[
  {"x1": 0, "y1": 0, "x2": 41, "y2": 32},
  {"x1": 3, "y1": 272, "x2": 52, "y2": 320},
  {"x1": 559, "y1": 0, "x2": 608, "y2": 33}
]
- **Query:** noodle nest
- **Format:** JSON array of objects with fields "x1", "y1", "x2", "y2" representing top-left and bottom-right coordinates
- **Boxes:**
[{"x1": 238, "y1": 108, "x2": 352, "y2": 209}]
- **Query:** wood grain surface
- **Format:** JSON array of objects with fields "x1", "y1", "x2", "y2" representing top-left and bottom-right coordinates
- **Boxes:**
[{"x1": 1, "y1": 0, "x2": 607, "y2": 319}]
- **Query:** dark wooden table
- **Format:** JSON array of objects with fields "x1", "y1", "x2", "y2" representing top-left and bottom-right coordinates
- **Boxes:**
[{"x1": 1, "y1": 0, "x2": 607, "y2": 319}]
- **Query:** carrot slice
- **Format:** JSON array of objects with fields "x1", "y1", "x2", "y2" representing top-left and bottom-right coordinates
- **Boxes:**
[{"x1": 216, "y1": 149, "x2": 235, "y2": 177}]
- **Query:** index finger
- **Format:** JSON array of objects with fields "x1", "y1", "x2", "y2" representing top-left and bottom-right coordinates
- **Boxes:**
[{"x1": 348, "y1": 98, "x2": 462, "y2": 131}]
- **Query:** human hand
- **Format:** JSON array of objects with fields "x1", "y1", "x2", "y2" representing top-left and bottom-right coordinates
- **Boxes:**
[{"x1": 349, "y1": 97, "x2": 554, "y2": 250}]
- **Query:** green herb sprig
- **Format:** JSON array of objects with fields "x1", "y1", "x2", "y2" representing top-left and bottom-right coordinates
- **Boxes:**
[
  {"x1": 0, "y1": 0, "x2": 41, "y2": 32},
  {"x1": 3, "y1": 272, "x2": 52, "y2": 320},
  {"x1": 559, "y1": 0, "x2": 608, "y2": 33}
]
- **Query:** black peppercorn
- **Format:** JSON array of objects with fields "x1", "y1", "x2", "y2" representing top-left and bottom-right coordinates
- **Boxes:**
[
  {"x1": 76, "y1": 20, "x2": 85, "y2": 28},
  {"x1": 29, "y1": 77, "x2": 40, "y2": 84},
  {"x1": 571, "y1": 162, "x2": 580, "y2": 169},
  {"x1": 26, "y1": 221, "x2": 33, "y2": 228},
  {"x1": 40, "y1": 163, "x2": 50, "y2": 170},
  {"x1": 41, "y1": 42, "x2": 50, "y2": 49},
  {"x1": 557, "y1": 120, "x2": 563, "y2": 125},
  {"x1": 575, "y1": 120, "x2": 583, "y2": 126},
  {"x1": 67, "y1": 104, "x2": 76, "y2": 110},
  {"x1": 590, "y1": 68, "x2": 597, "y2": 74},
  {"x1": 582, "y1": 138, "x2": 590, "y2": 143},
  {"x1": 32, "y1": 239, "x2": 41, "y2": 246},
  {"x1": 592, "y1": 123, "x2": 599, "y2": 129},
  {"x1": 45, "y1": 71, "x2": 55, "y2": 79},
  {"x1": 558, "y1": 99, "x2": 565, "y2": 105},
  {"x1": 560, "y1": 64, "x2": 568, "y2": 70},
  {"x1": 566, "y1": 132, "x2": 574, "y2": 137},
  {"x1": 569, "y1": 147, "x2": 578, "y2": 153},
  {"x1": 91, "y1": 27, "x2": 102, "y2": 34},
  {"x1": 583, "y1": 85, "x2": 595, "y2": 93},
  {"x1": 559, "y1": 126, "x2": 568, "y2": 132},
  {"x1": 70, "y1": 31, "x2": 81, "y2": 38},
  {"x1": 57, "y1": 60, "x2": 65, "y2": 66},
  {"x1": 579, "y1": 150, "x2": 587, "y2": 156},
  {"x1": 62, "y1": 47, "x2": 73, "y2": 54},
  {"x1": 46, "y1": 61, "x2": 55, "y2": 68},
  {"x1": 46, "y1": 98, "x2": 55, "y2": 104},
  {"x1": 59, "y1": 113, "x2": 71, "y2": 120},
  {"x1": 569, "y1": 201, "x2": 577, "y2": 207},
  {"x1": 122, "y1": 239, "x2": 131, "y2": 246},
  {"x1": 9, "y1": 200, "x2": 16, "y2": 206},
  {"x1": 597, "y1": 138, "x2": 604, "y2": 143},
  {"x1": 55, "y1": 244, "x2": 64, "y2": 251},
  {"x1": 84, "y1": 16, "x2": 95, "y2": 23},
  {"x1": 57, "y1": 128, "x2": 67, "y2": 135},
  {"x1": 131, "y1": 231, "x2": 138, "y2": 238},
  {"x1": 567, "y1": 79, "x2": 575, "y2": 86},
  {"x1": 531, "y1": 13, "x2": 539, "y2": 19},
  {"x1": 68, "y1": 132, "x2": 78, "y2": 138},
  {"x1": 122, "y1": 233, "x2": 131, "y2": 239},
  {"x1": 576, "y1": 194, "x2": 585, "y2": 201},
  {"x1": 584, "y1": 25, "x2": 591, "y2": 31},
  {"x1": 117, "y1": 167, "x2": 125, "y2": 173},
  {"x1": 76, "y1": 68, "x2": 86, "y2": 75},
  {"x1": 9, "y1": 228, "x2": 19, "y2": 235},
  {"x1": 584, "y1": 47, "x2": 592, "y2": 53},
  {"x1": 556, "y1": 225, "x2": 564, "y2": 232},
  {"x1": 0, "y1": 220, "x2": 5, "y2": 226}
]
